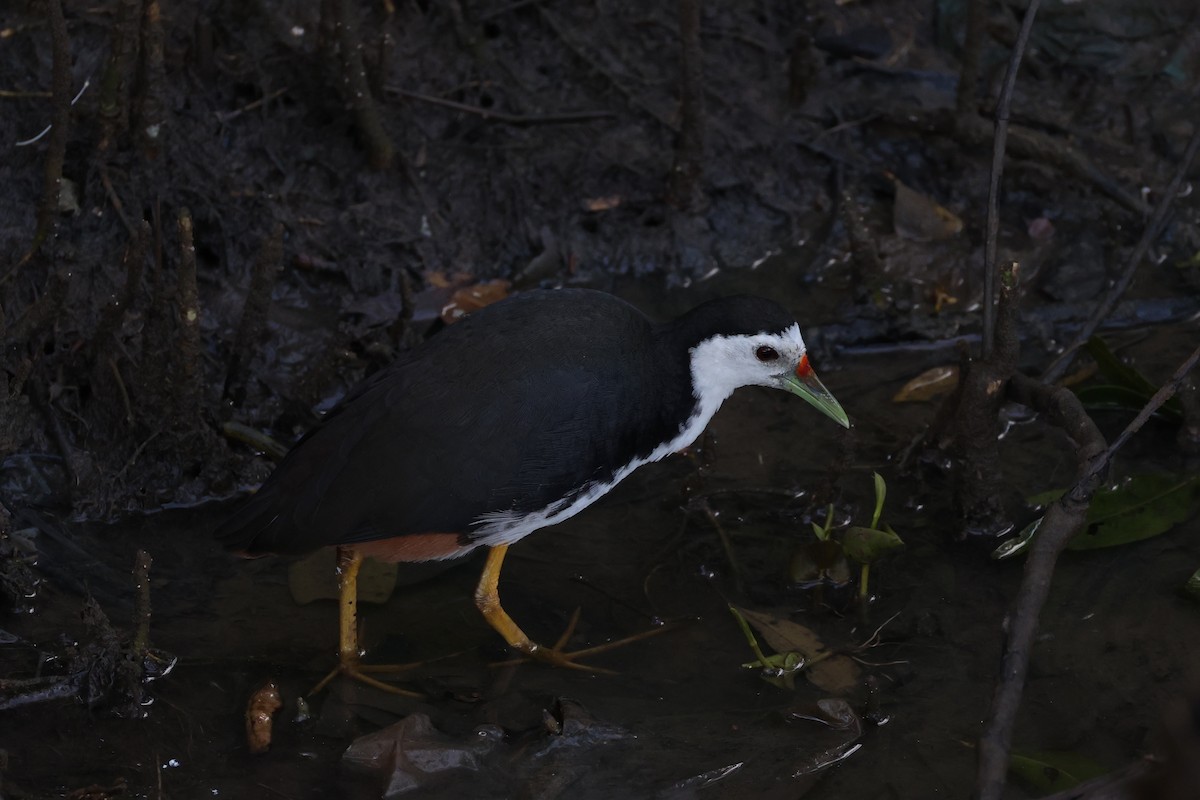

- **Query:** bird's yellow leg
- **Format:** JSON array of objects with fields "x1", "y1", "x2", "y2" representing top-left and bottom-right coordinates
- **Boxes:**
[
  {"x1": 475, "y1": 544, "x2": 671, "y2": 673},
  {"x1": 308, "y1": 546, "x2": 422, "y2": 697}
]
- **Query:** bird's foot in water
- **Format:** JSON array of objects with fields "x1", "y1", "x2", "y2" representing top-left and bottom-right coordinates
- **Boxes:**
[
  {"x1": 308, "y1": 659, "x2": 425, "y2": 698},
  {"x1": 492, "y1": 607, "x2": 673, "y2": 673}
]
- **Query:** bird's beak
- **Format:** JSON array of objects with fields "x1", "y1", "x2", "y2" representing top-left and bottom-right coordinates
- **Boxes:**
[{"x1": 778, "y1": 354, "x2": 851, "y2": 428}]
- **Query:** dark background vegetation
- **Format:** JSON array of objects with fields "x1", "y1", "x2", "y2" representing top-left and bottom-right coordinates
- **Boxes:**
[{"x1": 1, "y1": 0, "x2": 1199, "y2": 798}]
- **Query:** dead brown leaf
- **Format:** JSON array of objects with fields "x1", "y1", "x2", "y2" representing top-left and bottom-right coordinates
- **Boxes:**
[
  {"x1": 583, "y1": 195, "x2": 622, "y2": 212},
  {"x1": 893, "y1": 365, "x2": 959, "y2": 402},
  {"x1": 734, "y1": 606, "x2": 828, "y2": 660},
  {"x1": 806, "y1": 655, "x2": 862, "y2": 695}
]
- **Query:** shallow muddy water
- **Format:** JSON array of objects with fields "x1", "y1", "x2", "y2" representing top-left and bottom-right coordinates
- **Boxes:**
[{"x1": 3, "y1": 275, "x2": 1198, "y2": 800}]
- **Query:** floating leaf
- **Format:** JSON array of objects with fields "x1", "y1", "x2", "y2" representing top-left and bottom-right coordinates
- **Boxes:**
[
  {"x1": 1069, "y1": 474, "x2": 1200, "y2": 550},
  {"x1": 806, "y1": 655, "x2": 862, "y2": 695},
  {"x1": 1008, "y1": 750, "x2": 1107, "y2": 793},
  {"x1": 731, "y1": 607, "x2": 860, "y2": 694},
  {"x1": 893, "y1": 365, "x2": 959, "y2": 402},
  {"x1": 1019, "y1": 474, "x2": 1200, "y2": 552},
  {"x1": 843, "y1": 525, "x2": 905, "y2": 564},
  {"x1": 733, "y1": 606, "x2": 828, "y2": 661}
]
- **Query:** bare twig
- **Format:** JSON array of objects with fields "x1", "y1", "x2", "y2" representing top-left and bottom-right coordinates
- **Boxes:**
[
  {"x1": 539, "y1": 7, "x2": 678, "y2": 131},
  {"x1": 982, "y1": 0, "x2": 1042, "y2": 359},
  {"x1": 224, "y1": 224, "x2": 284, "y2": 406},
  {"x1": 955, "y1": 0, "x2": 987, "y2": 118},
  {"x1": 667, "y1": 0, "x2": 707, "y2": 212},
  {"x1": 1041, "y1": 122, "x2": 1200, "y2": 383},
  {"x1": 325, "y1": 0, "x2": 394, "y2": 169},
  {"x1": 385, "y1": 86, "x2": 613, "y2": 125},
  {"x1": 890, "y1": 109, "x2": 1150, "y2": 216},
  {"x1": 137, "y1": 0, "x2": 166, "y2": 159},
  {"x1": 175, "y1": 209, "x2": 203, "y2": 426},
  {"x1": 215, "y1": 86, "x2": 289, "y2": 123},
  {"x1": 12, "y1": 0, "x2": 73, "y2": 273},
  {"x1": 97, "y1": 0, "x2": 143, "y2": 147},
  {"x1": 1098, "y1": 344, "x2": 1200, "y2": 465},
  {"x1": 2, "y1": 272, "x2": 69, "y2": 349}
]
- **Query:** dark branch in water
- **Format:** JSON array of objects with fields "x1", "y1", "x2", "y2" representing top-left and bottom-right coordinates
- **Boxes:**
[{"x1": 976, "y1": 345, "x2": 1200, "y2": 800}]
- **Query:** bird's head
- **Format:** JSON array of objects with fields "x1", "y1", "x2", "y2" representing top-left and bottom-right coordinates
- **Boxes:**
[{"x1": 687, "y1": 315, "x2": 850, "y2": 429}]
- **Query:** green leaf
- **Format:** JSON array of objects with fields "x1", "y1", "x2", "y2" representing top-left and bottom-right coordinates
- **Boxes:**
[
  {"x1": 789, "y1": 539, "x2": 851, "y2": 587},
  {"x1": 843, "y1": 525, "x2": 904, "y2": 564},
  {"x1": 1022, "y1": 474, "x2": 1200, "y2": 552},
  {"x1": 1068, "y1": 474, "x2": 1200, "y2": 550},
  {"x1": 1084, "y1": 337, "x2": 1156, "y2": 396},
  {"x1": 1076, "y1": 385, "x2": 1182, "y2": 422},
  {"x1": 811, "y1": 503, "x2": 835, "y2": 541},
  {"x1": 1080, "y1": 338, "x2": 1181, "y2": 418},
  {"x1": 1008, "y1": 750, "x2": 1107, "y2": 793},
  {"x1": 871, "y1": 472, "x2": 887, "y2": 529}
]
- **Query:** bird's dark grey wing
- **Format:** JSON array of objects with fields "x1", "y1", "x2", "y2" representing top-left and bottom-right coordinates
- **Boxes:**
[{"x1": 221, "y1": 358, "x2": 632, "y2": 555}]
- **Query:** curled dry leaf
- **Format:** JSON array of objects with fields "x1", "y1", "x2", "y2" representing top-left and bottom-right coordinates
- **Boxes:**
[
  {"x1": 246, "y1": 680, "x2": 283, "y2": 754},
  {"x1": 893, "y1": 365, "x2": 959, "y2": 402}
]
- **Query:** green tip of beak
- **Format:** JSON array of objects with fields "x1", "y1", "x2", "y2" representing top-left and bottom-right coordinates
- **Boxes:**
[{"x1": 780, "y1": 368, "x2": 851, "y2": 429}]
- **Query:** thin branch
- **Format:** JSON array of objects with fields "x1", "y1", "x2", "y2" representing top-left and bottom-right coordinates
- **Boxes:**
[
  {"x1": 977, "y1": 345, "x2": 1200, "y2": 799},
  {"x1": 977, "y1": 371, "x2": 1107, "y2": 800},
  {"x1": 326, "y1": 0, "x2": 394, "y2": 170},
  {"x1": 667, "y1": 0, "x2": 707, "y2": 212},
  {"x1": 955, "y1": 0, "x2": 987, "y2": 118},
  {"x1": 982, "y1": 0, "x2": 1042, "y2": 359},
  {"x1": 174, "y1": 208, "x2": 203, "y2": 426},
  {"x1": 13, "y1": 0, "x2": 73, "y2": 274},
  {"x1": 385, "y1": 86, "x2": 613, "y2": 126},
  {"x1": 1041, "y1": 121, "x2": 1200, "y2": 383}
]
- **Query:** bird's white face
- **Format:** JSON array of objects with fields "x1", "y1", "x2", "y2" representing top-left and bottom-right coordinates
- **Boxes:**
[
  {"x1": 690, "y1": 323, "x2": 808, "y2": 398},
  {"x1": 689, "y1": 324, "x2": 850, "y2": 428}
]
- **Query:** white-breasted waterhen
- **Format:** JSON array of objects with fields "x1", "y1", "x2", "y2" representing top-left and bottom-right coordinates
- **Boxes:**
[{"x1": 222, "y1": 289, "x2": 849, "y2": 694}]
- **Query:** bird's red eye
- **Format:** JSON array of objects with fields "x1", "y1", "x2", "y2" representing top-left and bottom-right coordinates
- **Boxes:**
[{"x1": 755, "y1": 345, "x2": 779, "y2": 362}]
